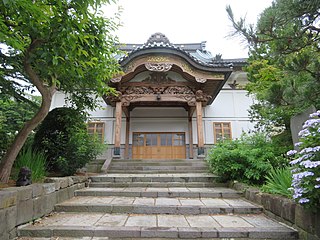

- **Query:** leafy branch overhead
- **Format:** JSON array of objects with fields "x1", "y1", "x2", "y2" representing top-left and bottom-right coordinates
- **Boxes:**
[
  {"x1": 1, "y1": 0, "x2": 121, "y2": 107},
  {"x1": 226, "y1": 0, "x2": 320, "y2": 132},
  {"x1": 0, "y1": 0, "x2": 122, "y2": 183}
]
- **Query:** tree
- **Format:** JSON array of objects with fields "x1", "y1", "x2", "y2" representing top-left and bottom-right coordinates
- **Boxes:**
[
  {"x1": 0, "y1": 94, "x2": 40, "y2": 158},
  {"x1": 33, "y1": 107, "x2": 104, "y2": 176},
  {"x1": 0, "y1": 0, "x2": 121, "y2": 183},
  {"x1": 226, "y1": 0, "x2": 320, "y2": 133}
]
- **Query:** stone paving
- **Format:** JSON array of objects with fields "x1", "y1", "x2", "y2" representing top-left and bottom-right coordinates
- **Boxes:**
[{"x1": 18, "y1": 159, "x2": 298, "y2": 239}]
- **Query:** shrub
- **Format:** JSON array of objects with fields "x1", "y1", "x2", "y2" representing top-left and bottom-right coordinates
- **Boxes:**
[
  {"x1": 287, "y1": 110, "x2": 320, "y2": 209},
  {"x1": 33, "y1": 107, "x2": 105, "y2": 176},
  {"x1": 261, "y1": 167, "x2": 293, "y2": 198},
  {"x1": 13, "y1": 146, "x2": 47, "y2": 182},
  {"x1": 207, "y1": 132, "x2": 289, "y2": 185}
]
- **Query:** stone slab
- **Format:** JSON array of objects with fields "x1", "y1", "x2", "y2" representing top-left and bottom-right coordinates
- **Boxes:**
[
  {"x1": 212, "y1": 215, "x2": 253, "y2": 228},
  {"x1": 0, "y1": 190, "x2": 17, "y2": 209},
  {"x1": 158, "y1": 215, "x2": 189, "y2": 228},
  {"x1": 186, "y1": 215, "x2": 220, "y2": 228},
  {"x1": 95, "y1": 214, "x2": 127, "y2": 227},
  {"x1": 125, "y1": 215, "x2": 157, "y2": 227}
]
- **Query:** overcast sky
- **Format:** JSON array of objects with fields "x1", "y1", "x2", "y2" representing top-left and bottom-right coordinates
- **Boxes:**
[{"x1": 103, "y1": 0, "x2": 274, "y2": 59}]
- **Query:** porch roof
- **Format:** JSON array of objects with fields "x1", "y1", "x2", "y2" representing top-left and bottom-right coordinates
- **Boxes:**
[{"x1": 116, "y1": 32, "x2": 247, "y2": 70}]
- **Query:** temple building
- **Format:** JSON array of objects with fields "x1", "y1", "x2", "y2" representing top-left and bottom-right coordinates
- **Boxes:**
[{"x1": 51, "y1": 33, "x2": 254, "y2": 160}]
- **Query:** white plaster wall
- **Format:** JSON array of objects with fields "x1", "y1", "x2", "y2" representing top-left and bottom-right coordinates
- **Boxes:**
[
  {"x1": 203, "y1": 90, "x2": 253, "y2": 143},
  {"x1": 128, "y1": 107, "x2": 189, "y2": 144},
  {"x1": 50, "y1": 91, "x2": 114, "y2": 144},
  {"x1": 50, "y1": 92, "x2": 68, "y2": 109},
  {"x1": 50, "y1": 89, "x2": 255, "y2": 145}
]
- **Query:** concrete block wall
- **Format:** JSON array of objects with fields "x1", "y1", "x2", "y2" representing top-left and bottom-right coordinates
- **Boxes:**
[
  {"x1": 0, "y1": 176, "x2": 88, "y2": 240},
  {"x1": 231, "y1": 181, "x2": 320, "y2": 240}
]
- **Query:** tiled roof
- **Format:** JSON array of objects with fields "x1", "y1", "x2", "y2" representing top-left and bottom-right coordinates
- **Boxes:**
[{"x1": 116, "y1": 33, "x2": 247, "y2": 69}]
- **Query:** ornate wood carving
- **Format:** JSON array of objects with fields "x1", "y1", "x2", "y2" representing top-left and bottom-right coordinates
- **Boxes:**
[
  {"x1": 147, "y1": 56, "x2": 170, "y2": 62},
  {"x1": 145, "y1": 63, "x2": 172, "y2": 72},
  {"x1": 195, "y1": 90, "x2": 212, "y2": 102},
  {"x1": 163, "y1": 86, "x2": 194, "y2": 95},
  {"x1": 105, "y1": 91, "x2": 122, "y2": 102},
  {"x1": 195, "y1": 77, "x2": 207, "y2": 83},
  {"x1": 124, "y1": 86, "x2": 154, "y2": 95}
]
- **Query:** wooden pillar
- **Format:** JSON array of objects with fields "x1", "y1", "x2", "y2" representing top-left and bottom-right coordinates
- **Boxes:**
[
  {"x1": 124, "y1": 115, "x2": 130, "y2": 159},
  {"x1": 114, "y1": 101, "x2": 122, "y2": 156},
  {"x1": 196, "y1": 101, "x2": 204, "y2": 156},
  {"x1": 188, "y1": 107, "x2": 195, "y2": 159}
]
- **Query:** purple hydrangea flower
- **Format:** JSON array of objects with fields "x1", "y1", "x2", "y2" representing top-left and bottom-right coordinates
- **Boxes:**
[
  {"x1": 300, "y1": 160, "x2": 320, "y2": 168},
  {"x1": 298, "y1": 198, "x2": 310, "y2": 204},
  {"x1": 302, "y1": 119, "x2": 320, "y2": 129},
  {"x1": 287, "y1": 150, "x2": 297, "y2": 156},
  {"x1": 309, "y1": 111, "x2": 320, "y2": 118}
]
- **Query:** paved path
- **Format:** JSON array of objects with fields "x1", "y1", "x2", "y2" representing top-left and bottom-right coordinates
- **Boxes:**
[{"x1": 18, "y1": 159, "x2": 298, "y2": 239}]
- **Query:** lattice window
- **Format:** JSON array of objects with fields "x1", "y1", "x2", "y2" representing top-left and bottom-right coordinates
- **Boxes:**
[
  {"x1": 87, "y1": 122, "x2": 104, "y2": 142},
  {"x1": 213, "y1": 122, "x2": 232, "y2": 143}
]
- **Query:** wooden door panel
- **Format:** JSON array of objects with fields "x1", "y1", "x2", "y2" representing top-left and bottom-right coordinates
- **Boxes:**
[{"x1": 132, "y1": 132, "x2": 186, "y2": 159}]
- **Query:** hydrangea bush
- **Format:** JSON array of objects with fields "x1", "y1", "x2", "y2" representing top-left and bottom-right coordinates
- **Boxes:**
[{"x1": 287, "y1": 110, "x2": 320, "y2": 209}]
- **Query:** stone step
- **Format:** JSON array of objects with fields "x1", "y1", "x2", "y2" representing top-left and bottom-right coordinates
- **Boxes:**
[
  {"x1": 55, "y1": 196, "x2": 262, "y2": 214},
  {"x1": 108, "y1": 166, "x2": 208, "y2": 170},
  {"x1": 109, "y1": 162, "x2": 208, "y2": 167},
  {"x1": 75, "y1": 187, "x2": 241, "y2": 198},
  {"x1": 111, "y1": 158, "x2": 205, "y2": 162},
  {"x1": 86, "y1": 164, "x2": 103, "y2": 173},
  {"x1": 89, "y1": 181, "x2": 227, "y2": 188},
  {"x1": 90, "y1": 173, "x2": 218, "y2": 183},
  {"x1": 18, "y1": 212, "x2": 298, "y2": 239},
  {"x1": 106, "y1": 170, "x2": 208, "y2": 174}
]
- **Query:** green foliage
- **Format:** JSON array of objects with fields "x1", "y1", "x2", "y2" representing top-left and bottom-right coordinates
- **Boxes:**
[
  {"x1": 33, "y1": 107, "x2": 105, "y2": 176},
  {"x1": 207, "y1": 132, "x2": 289, "y2": 185},
  {"x1": 227, "y1": 0, "x2": 320, "y2": 132},
  {"x1": 0, "y1": 94, "x2": 40, "y2": 159},
  {"x1": 13, "y1": 146, "x2": 47, "y2": 182},
  {"x1": 288, "y1": 111, "x2": 320, "y2": 209},
  {"x1": 0, "y1": 0, "x2": 121, "y2": 108},
  {"x1": 261, "y1": 167, "x2": 293, "y2": 198},
  {"x1": 0, "y1": 0, "x2": 121, "y2": 182}
]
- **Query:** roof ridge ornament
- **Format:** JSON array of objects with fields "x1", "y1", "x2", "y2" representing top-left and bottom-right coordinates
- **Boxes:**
[{"x1": 146, "y1": 33, "x2": 171, "y2": 45}]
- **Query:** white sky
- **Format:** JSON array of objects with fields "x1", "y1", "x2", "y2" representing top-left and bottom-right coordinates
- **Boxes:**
[{"x1": 103, "y1": 0, "x2": 274, "y2": 59}]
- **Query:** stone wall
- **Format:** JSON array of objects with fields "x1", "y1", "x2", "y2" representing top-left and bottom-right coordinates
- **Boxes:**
[
  {"x1": 290, "y1": 105, "x2": 316, "y2": 150},
  {"x1": 0, "y1": 176, "x2": 88, "y2": 240},
  {"x1": 231, "y1": 181, "x2": 320, "y2": 240}
]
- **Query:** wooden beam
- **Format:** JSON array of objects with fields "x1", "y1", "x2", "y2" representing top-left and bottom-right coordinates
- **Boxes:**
[
  {"x1": 122, "y1": 106, "x2": 130, "y2": 118},
  {"x1": 114, "y1": 101, "x2": 122, "y2": 155},
  {"x1": 188, "y1": 106, "x2": 195, "y2": 118},
  {"x1": 196, "y1": 101, "x2": 204, "y2": 149},
  {"x1": 124, "y1": 115, "x2": 130, "y2": 159},
  {"x1": 188, "y1": 116, "x2": 194, "y2": 159}
]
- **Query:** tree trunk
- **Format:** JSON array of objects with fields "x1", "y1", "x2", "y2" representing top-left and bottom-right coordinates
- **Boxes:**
[
  {"x1": 0, "y1": 51, "x2": 56, "y2": 183},
  {"x1": 0, "y1": 91, "x2": 54, "y2": 183}
]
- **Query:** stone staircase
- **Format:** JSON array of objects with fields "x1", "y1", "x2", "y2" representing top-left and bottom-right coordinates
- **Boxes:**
[
  {"x1": 18, "y1": 159, "x2": 298, "y2": 239},
  {"x1": 85, "y1": 158, "x2": 106, "y2": 173}
]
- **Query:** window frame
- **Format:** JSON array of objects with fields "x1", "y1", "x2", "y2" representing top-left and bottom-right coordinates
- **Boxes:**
[
  {"x1": 87, "y1": 121, "x2": 105, "y2": 143},
  {"x1": 213, "y1": 122, "x2": 232, "y2": 143}
]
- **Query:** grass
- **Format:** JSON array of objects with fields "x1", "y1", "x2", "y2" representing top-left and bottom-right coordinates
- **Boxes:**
[
  {"x1": 13, "y1": 146, "x2": 47, "y2": 182},
  {"x1": 261, "y1": 167, "x2": 293, "y2": 198}
]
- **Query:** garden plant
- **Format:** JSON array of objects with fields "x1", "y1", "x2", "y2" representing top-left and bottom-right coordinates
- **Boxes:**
[{"x1": 287, "y1": 110, "x2": 320, "y2": 209}]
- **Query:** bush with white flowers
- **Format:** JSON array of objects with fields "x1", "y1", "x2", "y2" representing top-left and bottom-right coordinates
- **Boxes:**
[{"x1": 287, "y1": 110, "x2": 320, "y2": 209}]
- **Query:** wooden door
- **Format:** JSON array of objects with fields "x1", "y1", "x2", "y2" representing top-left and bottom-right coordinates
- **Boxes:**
[{"x1": 132, "y1": 132, "x2": 186, "y2": 159}]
